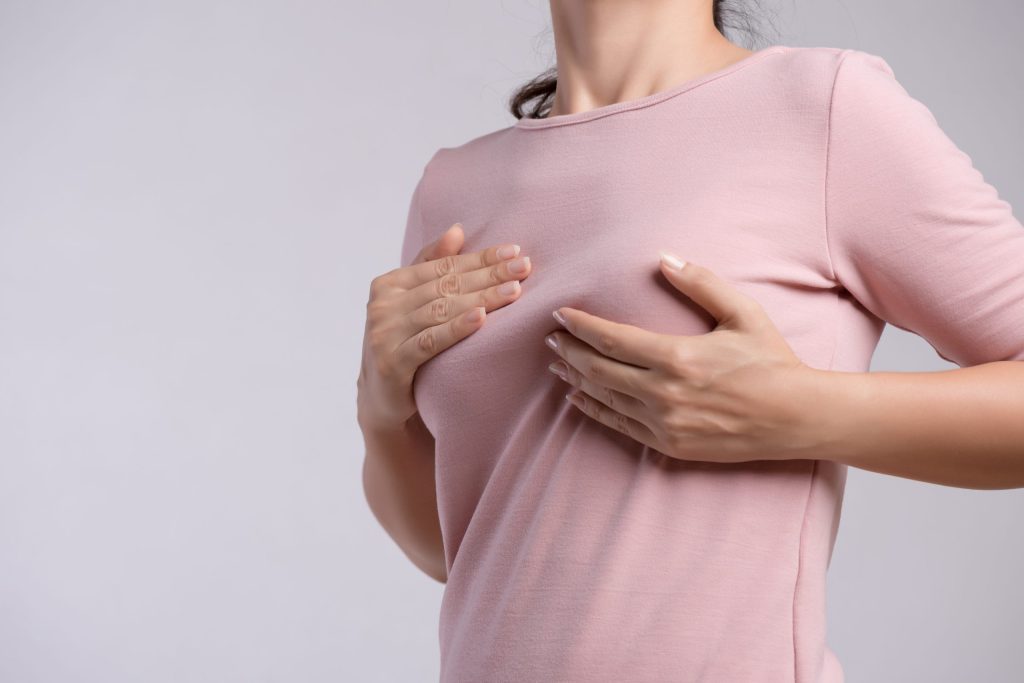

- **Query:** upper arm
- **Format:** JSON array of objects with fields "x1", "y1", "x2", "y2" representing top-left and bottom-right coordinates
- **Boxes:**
[
  {"x1": 400, "y1": 171, "x2": 428, "y2": 268},
  {"x1": 399, "y1": 149, "x2": 444, "y2": 268},
  {"x1": 824, "y1": 49, "x2": 1024, "y2": 367}
]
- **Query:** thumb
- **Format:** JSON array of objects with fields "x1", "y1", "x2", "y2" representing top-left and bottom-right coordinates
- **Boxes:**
[
  {"x1": 418, "y1": 222, "x2": 465, "y2": 263},
  {"x1": 658, "y1": 251, "x2": 760, "y2": 330}
]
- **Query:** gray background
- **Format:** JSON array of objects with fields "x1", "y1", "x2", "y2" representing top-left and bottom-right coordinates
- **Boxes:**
[{"x1": 1, "y1": 1, "x2": 1022, "y2": 681}]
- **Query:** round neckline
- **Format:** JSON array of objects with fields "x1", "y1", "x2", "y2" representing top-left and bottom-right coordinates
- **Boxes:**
[{"x1": 514, "y1": 44, "x2": 788, "y2": 130}]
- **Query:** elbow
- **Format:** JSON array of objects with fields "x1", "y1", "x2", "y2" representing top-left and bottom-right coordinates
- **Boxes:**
[{"x1": 410, "y1": 547, "x2": 448, "y2": 584}]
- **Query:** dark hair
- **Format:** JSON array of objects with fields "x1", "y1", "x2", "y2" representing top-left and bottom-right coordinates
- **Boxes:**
[{"x1": 508, "y1": 0, "x2": 775, "y2": 121}]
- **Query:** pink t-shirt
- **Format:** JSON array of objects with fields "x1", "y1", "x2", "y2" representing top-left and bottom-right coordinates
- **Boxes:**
[{"x1": 398, "y1": 45, "x2": 1024, "y2": 682}]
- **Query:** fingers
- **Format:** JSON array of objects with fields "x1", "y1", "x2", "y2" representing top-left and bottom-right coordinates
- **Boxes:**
[
  {"x1": 402, "y1": 252, "x2": 531, "y2": 312},
  {"x1": 395, "y1": 253, "x2": 530, "y2": 362},
  {"x1": 547, "y1": 358, "x2": 648, "y2": 423},
  {"x1": 658, "y1": 253, "x2": 763, "y2": 331},
  {"x1": 564, "y1": 388, "x2": 661, "y2": 452},
  {"x1": 385, "y1": 220, "x2": 534, "y2": 370},
  {"x1": 414, "y1": 222, "x2": 464, "y2": 265},
  {"x1": 396, "y1": 304, "x2": 488, "y2": 373},
  {"x1": 551, "y1": 307, "x2": 678, "y2": 371},
  {"x1": 397, "y1": 232, "x2": 524, "y2": 292},
  {"x1": 545, "y1": 329, "x2": 653, "y2": 403},
  {"x1": 404, "y1": 277, "x2": 523, "y2": 338}
]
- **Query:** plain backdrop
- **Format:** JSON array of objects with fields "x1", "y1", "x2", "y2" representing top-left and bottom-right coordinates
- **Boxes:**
[{"x1": 1, "y1": 1, "x2": 1023, "y2": 681}]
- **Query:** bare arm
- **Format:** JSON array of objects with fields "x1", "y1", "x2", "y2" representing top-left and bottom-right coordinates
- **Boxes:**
[
  {"x1": 810, "y1": 51, "x2": 1024, "y2": 490},
  {"x1": 361, "y1": 412, "x2": 446, "y2": 583},
  {"x1": 358, "y1": 222, "x2": 533, "y2": 582},
  {"x1": 800, "y1": 360, "x2": 1024, "y2": 490}
]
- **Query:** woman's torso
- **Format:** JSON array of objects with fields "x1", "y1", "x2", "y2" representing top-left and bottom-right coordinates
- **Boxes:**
[{"x1": 412, "y1": 45, "x2": 875, "y2": 682}]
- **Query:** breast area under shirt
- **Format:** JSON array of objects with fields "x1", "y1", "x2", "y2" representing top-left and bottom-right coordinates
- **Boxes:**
[{"x1": 397, "y1": 45, "x2": 1024, "y2": 682}]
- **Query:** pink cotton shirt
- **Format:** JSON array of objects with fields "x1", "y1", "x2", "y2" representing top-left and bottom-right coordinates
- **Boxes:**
[{"x1": 398, "y1": 45, "x2": 1024, "y2": 682}]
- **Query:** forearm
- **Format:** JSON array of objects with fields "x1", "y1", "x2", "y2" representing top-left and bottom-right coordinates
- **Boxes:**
[
  {"x1": 361, "y1": 412, "x2": 447, "y2": 583},
  {"x1": 801, "y1": 361, "x2": 1024, "y2": 490}
]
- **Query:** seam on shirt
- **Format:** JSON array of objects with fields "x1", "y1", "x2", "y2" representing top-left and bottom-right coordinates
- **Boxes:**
[
  {"x1": 822, "y1": 48, "x2": 853, "y2": 287},
  {"x1": 819, "y1": 49, "x2": 850, "y2": 397},
  {"x1": 794, "y1": 56, "x2": 851, "y2": 677}
]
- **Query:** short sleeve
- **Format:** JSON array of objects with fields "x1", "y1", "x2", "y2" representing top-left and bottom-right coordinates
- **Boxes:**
[{"x1": 825, "y1": 48, "x2": 1024, "y2": 366}]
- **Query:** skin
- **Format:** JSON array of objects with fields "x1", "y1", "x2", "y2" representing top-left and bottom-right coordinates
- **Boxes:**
[
  {"x1": 362, "y1": 0, "x2": 1023, "y2": 585},
  {"x1": 358, "y1": 223, "x2": 532, "y2": 434},
  {"x1": 544, "y1": 0, "x2": 755, "y2": 119},
  {"x1": 532, "y1": 0, "x2": 1024, "y2": 491},
  {"x1": 359, "y1": 0, "x2": 764, "y2": 434},
  {"x1": 362, "y1": 232, "x2": 1024, "y2": 467},
  {"x1": 548, "y1": 254, "x2": 1024, "y2": 490},
  {"x1": 359, "y1": 224, "x2": 532, "y2": 584}
]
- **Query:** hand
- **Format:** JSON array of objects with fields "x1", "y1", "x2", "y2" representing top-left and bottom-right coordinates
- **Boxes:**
[
  {"x1": 357, "y1": 223, "x2": 533, "y2": 433},
  {"x1": 544, "y1": 252, "x2": 822, "y2": 463}
]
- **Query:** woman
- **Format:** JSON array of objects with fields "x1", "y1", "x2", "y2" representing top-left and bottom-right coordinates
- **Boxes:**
[{"x1": 359, "y1": 2, "x2": 1024, "y2": 681}]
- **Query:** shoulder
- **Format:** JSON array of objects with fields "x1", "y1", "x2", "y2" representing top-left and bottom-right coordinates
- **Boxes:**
[
  {"x1": 772, "y1": 44, "x2": 893, "y2": 75},
  {"x1": 766, "y1": 45, "x2": 900, "y2": 101},
  {"x1": 425, "y1": 47, "x2": 908, "y2": 166},
  {"x1": 774, "y1": 46, "x2": 931, "y2": 142},
  {"x1": 412, "y1": 126, "x2": 513, "y2": 234},
  {"x1": 823, "y1": 47, "x2": 938, "y2": 138},
  {"x1": 428, "y1": 125, "x2": 512, "y2": 168},
  {"x1": 417, "y1": 125, "x2": 514, "y2": 200}
]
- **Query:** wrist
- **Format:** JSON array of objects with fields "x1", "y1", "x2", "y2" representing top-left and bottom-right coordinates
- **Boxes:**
[{"x1": 789, "y1": 365, "x2": 871, "y2": 464}]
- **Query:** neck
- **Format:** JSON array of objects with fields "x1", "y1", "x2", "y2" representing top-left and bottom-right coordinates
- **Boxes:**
[{"x1": 546, "y1": 0, "x2": 752, "y2": 117}]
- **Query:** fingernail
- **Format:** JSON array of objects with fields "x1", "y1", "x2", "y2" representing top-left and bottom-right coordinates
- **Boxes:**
[
  {"x1": 496, "y1": 244, "x2": 520, "y2": 259},
  {"x1": 467, "y1": 306, "x2": 485, "y2": 322},
  {"x1": 508, "y1": 256, "x2": 530, "y2": 275},
  {"x1": 498, "y1": 280, "x2": 519, "y2": 296},
  {"x1": 659, "y1": 251, "x2": 686, "y2": 271},
  {"x1": 545, "y1": 333, "x2": 558, "y2": 351},
  {"x1": 547, "y1": 361, "x2": 568, "y2": 380},
  {"x1": 552, "y1": 309, "x2": 567, "y2": 326}
]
